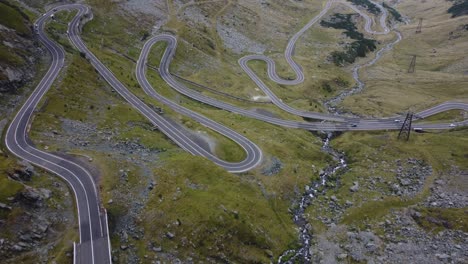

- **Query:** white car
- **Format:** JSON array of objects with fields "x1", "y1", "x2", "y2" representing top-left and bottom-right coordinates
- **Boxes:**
[
  {"x1": 449, "y1": 123, "x2": 456, "y2": 127},
  {"x1": 394, "y1": 119, "x2": 400, "y2": 123}
]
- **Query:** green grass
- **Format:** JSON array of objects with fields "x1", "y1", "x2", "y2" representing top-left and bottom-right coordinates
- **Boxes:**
[
  {"x1": 320, "y1": 13, "x2": 377, "y2": 66},
  {"x1": 448, "y1": 0, "x2": 468, "y2": 17},
  {"x1": 421, "y1": 109, "x2": 466, "y2": 123},
  {"x1": 142, "y1": 154, "x2": 297, "y2": 262},
  {"x1": 383, "y1": 2, "x2": 403, "y2": 22},
  {"x1": 0, "y1": 2, "x2": 30, "y2": 36},
  {"x1": 347, "y1": 0, "x2": 381, "y2": 15},
  {"x1": 412, "y1": 207, "x2": 468, "y2": 232},
  {"x1": 342, "y1": 197, "x2": 415, "y2": 225},
  {"x1": 305, "y1": 127, "x2": 468, "y2": 230},
  {"x1": 45, "y1": 10, "x2": 78, "y2": 52},
  {"x1": 0, "y1": 44, "x2": 24, "y2": 66},
  {"x1": 0, "y1": 150, "x2": 77, "y2": 263},
  {"x1": 0, "y1": 155, "x2": 24, "y2": 203}
]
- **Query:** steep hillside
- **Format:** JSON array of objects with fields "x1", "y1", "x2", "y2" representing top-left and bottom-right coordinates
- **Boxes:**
[{"x1": 0, "y1": 0, "x2": 42, "y2": 94}]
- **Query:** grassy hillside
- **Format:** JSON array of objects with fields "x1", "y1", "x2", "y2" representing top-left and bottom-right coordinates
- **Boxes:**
[
  {"x1": 341, "y1": 0, "x2": 468, "y2": 116},
  {"x1": 0, "y1": 1, "x2": 31, "y2": 36},
  {"x1": 141, "y1": 154, "x2": 296, "y2": 262}
]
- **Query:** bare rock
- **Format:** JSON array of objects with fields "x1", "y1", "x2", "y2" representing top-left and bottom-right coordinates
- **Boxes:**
[
  {"x1": 350, "y1": 182, "x2": 359, "y2": 192},
  {"x1": 0, "y1": 202, "x2": 12, "y2": 211}
]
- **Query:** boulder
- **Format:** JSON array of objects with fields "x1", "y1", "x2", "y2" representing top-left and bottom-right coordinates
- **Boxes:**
[{"x1": 350, "y1": 182, "x2": 359, "y2": 192}]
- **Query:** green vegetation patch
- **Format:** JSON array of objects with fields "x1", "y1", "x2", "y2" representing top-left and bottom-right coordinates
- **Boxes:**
[
  {"x1": 448, "y1": 0, "x2": 468, "y2": 18},
  {"x1": 143, "y1": 154, "x2": 296, "y2": 262},
  {"x1": 383, "y1": 2, "x2": 403, "y2": 22},
  {"x1": 0, "y1": 44, "x2": 24, "y2": 66},
  {"x1": 342, "y1": 198, "x2": 413, "y2": 225},
  {"x1": 0, "y1": 1, "x2": 31, "y2": 36},
  {"x1": 0, "y1": 155, "x2": 24, "y2": 203},
  {"x1": 320, "y1": 13, "x2": 376, "y2": 66},
  {"x1": 412, "y1": 207, "x2": 468, "y2": 232},
  {"x1": 420, "y1": 110, "x2": 467, "y2": 123},
  {"x1": 347, "y1": 0, "x2": 381, "y2": 15},
  {"x1": 324, "y1": 128, "x2": 468, "y2": 228}
]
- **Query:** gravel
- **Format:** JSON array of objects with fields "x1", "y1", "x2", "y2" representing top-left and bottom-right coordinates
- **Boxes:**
[{"x1": 216, "y1": 22, "x2": 266, "y2": 54}]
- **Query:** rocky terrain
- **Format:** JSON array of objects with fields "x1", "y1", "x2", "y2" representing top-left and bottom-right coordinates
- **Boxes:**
[
  {"x1": 0, "y1": 160, "x2": 76, "y2": 263},
  {"x1": 308, "y1": 166, "x2": 468, "y2": 263},
  {"x1": 0, "y1": 1, "x2": 77, "y2": 263},
  {"x1": 0, "y1": 0, "x2": 44, "y2": 94}
]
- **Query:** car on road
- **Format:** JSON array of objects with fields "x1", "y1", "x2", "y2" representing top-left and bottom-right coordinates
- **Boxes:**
[
  {"x1": 351, "y1": 124, "x2": 357, "y2": 127},
  {"x1": 394, "y1": 119, "x2": 400, "y2": 123},
  {"x1": 449, "y1": 123, "x2": 456, "y2": 127}
]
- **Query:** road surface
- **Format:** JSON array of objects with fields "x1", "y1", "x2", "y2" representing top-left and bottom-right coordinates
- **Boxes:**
[{"x1": 5, "y1": 5, "x2": 111, "y2": 264}]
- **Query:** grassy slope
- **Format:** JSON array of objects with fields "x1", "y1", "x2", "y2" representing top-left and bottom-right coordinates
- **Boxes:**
[
  {"x1": 413, "y1": 207, "x2": 467, "y2": 232},
  {"x1": 0, "y1": 154, "x2": 24, "y2": 203},
  {"x1": 305, "y1": 127, "x2": 468, "y2": 232},
  {"x1": 0, "y1": 2, "x2": 30, "y2": 36},
  {"x1": 319, "y1": 0, "x2": 468, "y2": 235},
  {"x1": 0, "y1": 1, "x2": 32, "y2": 69},
  {"x1": 341, "y1": 0, "x2": 468, "y2": 116},
  {"x1": 142, "y1": 154, "x2": 296, "y2": 262}
]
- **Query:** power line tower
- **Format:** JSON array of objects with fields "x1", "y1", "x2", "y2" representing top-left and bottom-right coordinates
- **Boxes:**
[
  {"x1": 408, "y1": 55, "x2": 417, "y2": 73},
  {"x1": 398, "y1": 112, "x2": 414, "y2": 141},
  {"x1": 415, "y1": 18, "x2": 423, "y2": 34}
]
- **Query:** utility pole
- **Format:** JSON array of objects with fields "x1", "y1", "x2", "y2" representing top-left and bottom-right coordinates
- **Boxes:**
[
  {"x1": 398, "y1": 112, "x2": 413, "y2": 141},
  {"x1": 408, "y1": 55, "x2": 417, "y2": 73},
  {"x1": 415, "y1": 18, "x2": 423, "y2": 34}
]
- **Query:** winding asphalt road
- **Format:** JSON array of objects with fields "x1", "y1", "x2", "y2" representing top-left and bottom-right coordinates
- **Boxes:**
[
  {"x1": 66, "y1": 9, "x2": 262, "y2": 173},
  {"x1": 139, "y1": 0, "x2": 467, "y2": 131},
  {"x1": 239, "y1": 0, "x2": 391, "y2": 121},
  {"x1": 5, "y1": 5, "x2": 111, "y2": 264},
  {"x1": 5, "y1": 1, "x2": 468, "y2": 263}
]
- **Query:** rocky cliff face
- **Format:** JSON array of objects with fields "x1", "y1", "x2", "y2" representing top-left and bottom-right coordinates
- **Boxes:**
[{"x1": 0, "y1": 0, "x2": 43, "y2": 94}]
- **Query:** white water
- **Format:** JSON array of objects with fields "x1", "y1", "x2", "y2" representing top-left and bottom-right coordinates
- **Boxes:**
[{"x1": 278, "y1": 133, "x2": 348, "y2": 263}]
